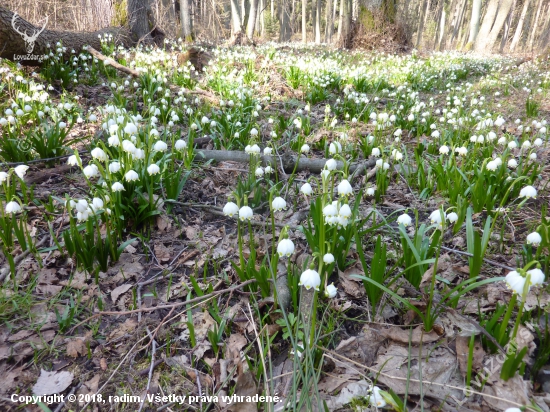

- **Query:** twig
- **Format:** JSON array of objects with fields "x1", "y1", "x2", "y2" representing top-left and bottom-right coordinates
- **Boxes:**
[
  {"x1": 0, "y1": 150, "x2": 89, "y2": 167},
  {"x1": 320, "y1": 347, "x2": 537, "y2": 411},
  {"x1": 0, "y1": 235, "x2": 48, "y2": 283},
  {"x1": 68, "y1": 279, "x2": 257, "y2": 333},
  {"x1": 138, "y1": 328, "x2": 158, "y2": 412},
  {"x1": 440, "y1": 246, "x2": 515, "y2": 271},
  {"x1": 79, "y1": 335, "x2": 148, "y2": 411},
  {"x1": 53, "y1": 382, "x2": 81, "y2": 412}
]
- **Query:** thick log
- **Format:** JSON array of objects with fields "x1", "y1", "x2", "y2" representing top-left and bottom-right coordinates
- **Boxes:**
[{"x1": 0, "y1": 6, "x2": 133, "y2": 65}]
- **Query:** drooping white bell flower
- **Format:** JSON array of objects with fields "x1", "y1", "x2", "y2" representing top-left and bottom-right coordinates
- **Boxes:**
[
  {"x1": 124, "y1": 170, "x2": 139, "y2": 182},
  {"x1": 272, "y1": 197, "x2": 287, "y2": 211},
  {"x1": 111, "y1": 182, "x2": 125, "y2": 192},
  {"x1": 300, "y1": 183, "x2": 313, "y2": 196},
  {"x1": 299, "y1": 269, "x2": 321, "y2": 291},
  {"x1": 527, "y1": 268, "x2": 545, "y2": 286},
  {"x1": 153, "y1": 141, "x2": 168, "y2": 152},
  {"x1": 5, "y1": 201, "x2": 22, "y2": 214},
  {"x1": 14, "y1": 165, "x2": 29, "y2": 178},
  {"x1": 397, "y1": 213, "x2": 412, "y2": 226},
  {"x1": 147, "y1": 164, "x2": 160, "y2": 175},
  {"x1": 223, "y1": 202, "x2": 239, "y2": 217},
  {"x1": 447, "y1": 212, "x2": 459, "y2": 223},
  {"x1": 277, "y1": 239, "x2": 295, "y2": 257},
  {"x1": 337, "y1": 179, "x2": 353, "y2": 196},
  {"x1": 325, "y1": 159, "x2": 337, "y2": 171},
  {"x1": 323, "y1": 253, "x2": 335, "y2": 264},
  {"x1": 239, "y1": 206, "x2": 253, "y2": 221},
  {"x1": 519, "y1": 186, "x2": 537, "y2": 199},
  {"x1": 325, "y1": 283, "x2": 338, "y2": 298},
  {"x1": 505, "y1": 270, "x2": 527, "y2": 295},
  {"x1": 526, "y1": 232, "x2": 542, "y2": 246},
  {"x1": 91, "y1": 147, "x2": 108, "y2": 162}
]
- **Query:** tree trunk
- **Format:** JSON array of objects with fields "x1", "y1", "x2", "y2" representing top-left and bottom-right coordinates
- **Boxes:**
[
  {"x1": 510, "y1": 0, "x2": 531, "y2": 51},
  {"x1": 437, "y1": 6, "x2": 447, "y2": 50},
  {"x1": 466, "y1": 0, "x2": 482, "y2": 47},
  {"x1": 302, "y1": 0, "x2": 307, "y2": 42},
  {"x1": 247, "y1": 0, "x2": 259, "y2": 38},
  {"x1": 128, "y1": 0, "x2": 153, "y2": 43},
  {"x1": 527, "y1": 0, "x2": 543, "y2": 50},
  {"x1": 180, "y1": 0, "x2": 192, "y2": 40},
  {"x1": 474, "y1": 0, "x2": 515, "y2": 52},
  {"x1": 451, "y1": 0, "x2": 468, "y2": 46},
  {"x1": 538, "y1": 4, "x2": 550, "y2": 50},
  {"x1": 230, "y1": 0, "x2": 243, "y2": 34},
  {"x1": 279, "y1": 0, "x2": 293, "y2": 40},
  {"x1": 0, "y1": 6, "x2": 132, "y2": 65},
  {"x1": 315, "y1": 0, "x2": 321, "y2": 43},
  {"x1": 416, "y1": 0, "x2": 429, "y2": 48},
  {"x1": 325, "y1": 0, "x2": 333, "y2": 43},
  {"x1": 499, "y1": 0, "x2": 516, "y2": 52}
]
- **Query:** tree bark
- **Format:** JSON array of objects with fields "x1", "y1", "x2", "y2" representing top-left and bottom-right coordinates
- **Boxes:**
[
  {"x1": 279, "y1": 0, "x2": 293, "y2": 40},
  {"x1": 527, "y1": 0, "x2": 543, "y2": 50},
  {"x1": 180, "y1": 0, "x2": 192, "y2": 40},
  {"x1": 128, "y1": 0, "x2": 153, "y2": 43},
  {"x1": 510, "y1": 0, "x2": 531, "y2": 51},
  {"x1": 325, "y1": 0, "x2": 333, "y2": 43},
  {"x1": 466, "y1": 0, "x2": 482, "y2": 47},
  {"x1": 474, "y1": 0, "x2": 515, "y2": 52},
  {"x1": 314, "y1": 0, "x2": 321, "y2": 43},
  {"x1": 247, "y1": 0, "x2": 259, "y2": 38},
  {"x1": 302, "y1": 0, "x2": 307, "y2": 42},
  {"x1": 230, "y1": 0, "x2": 243, "y2": 34},
  {"x1": 499, "y1": 0, "x2": 516, "y2": 52},
  {"x1": 416, "y1": 0, "x2": 429, "y2": 48},
  {"x1": 0, "y1": 6, "x2": 133, "y2": 65}
]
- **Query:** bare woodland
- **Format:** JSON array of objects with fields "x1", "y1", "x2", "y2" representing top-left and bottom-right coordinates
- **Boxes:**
[{"x1": 1, "y1": 0, "x2": 549, "y2": 54}]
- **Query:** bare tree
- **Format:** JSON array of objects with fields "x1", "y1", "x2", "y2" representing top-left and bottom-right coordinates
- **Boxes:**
[
  {"x1": 466, "y1": 0, "x2": 482, "y2": 47},
  {"x1": 510, "y1": 0, "x2": 531, "y2": 51},
  {"x1": 247, "y1": 0, "x2": 259, "y2": 38},
  {"x1": 230, "y1": 0, "x2": 243, "y2": 34},
  {"x1": 527, "y1": 0, "x2": 544, "y2": 50},
  {"x1": 325, "y1": 0, "x2": 333, "y2": 42},
  {"x1": 314, "y1": 0, "x2": 321, "y2": 43},
  {"x1": 302, "y1": 0, "x2": 307, "y2": 42},
  {"x1": 474, "y1": 0, "x2": 514, "y2": 52},
  {"x1": 180, "y1": 0, "x2": 192, "y2": 40},
  {"x1": 280, "y1": 0, "x2": 293, "y2": 40}
]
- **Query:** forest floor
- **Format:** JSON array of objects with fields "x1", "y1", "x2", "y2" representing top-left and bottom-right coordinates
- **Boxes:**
[{"x1": 0, "y1": 42, "x2": 550, "y2": 412}]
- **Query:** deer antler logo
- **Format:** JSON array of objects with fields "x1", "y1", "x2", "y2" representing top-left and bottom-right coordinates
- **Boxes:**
[{"x1": 11, "y1": 13, "x2": 48, "y2": 54}]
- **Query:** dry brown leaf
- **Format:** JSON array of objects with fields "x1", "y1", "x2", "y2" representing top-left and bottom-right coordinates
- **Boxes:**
[
  {"x1": 483, "y1": 374, "x2": 530, "y2": 411},
  {"x1": 76, "y1": 374, "x2": 101, "y2": 405},
  {"x1": 157, "y1": 215, "x2": 172, "y2": 232},
  {"x1": 100, "y1": 358, "x2": 108, "y2": 370},
  {"x1": 7, "y1": 330, "x2": 35, "y2": 342},
  {"x1": 154, "y1": 243, "x2": 173, "y2": 263},
  {"x1": 456, "y1": 336, "x2": 485, "y2": 377},
  {"x1": 227, "y1": 371, "x2": 258, "y2": 412},
  {"x1": 325, "y1": 380, "x2": 372, "y2": 410},
  {"x1": 226, "y1": 333, "x2": 247, "y2": 359},
  {"x1": 36, "y1": 284, "x2": 63, "y2": 296},
  {"x1": 32, "y1": 369, "x2": 74, "y2": 395},
  {"x1": 420, "y1": 253, "x2": 452, "y2": 287},
  {"x1": 59, "y1": 270, "x2": 88, "y2": 289},
  {"x1": 110, "y1": 284, "x2": 133, "y2": 303},
  {"x1": 67, "y1": 338, "x2": 87, "y2": 358},
  {"x1": 338, "y1": 266, "x2": 365, "y2": 298},
  {"x1": 108, "y1": 318, "x2": 138, "y2": 340},
  {"x1": 379, "y1": 325, "x2": 440, "y2": 344},
  {"x1": 0, "y1": 365, "x2": 25, "y2": 395}
]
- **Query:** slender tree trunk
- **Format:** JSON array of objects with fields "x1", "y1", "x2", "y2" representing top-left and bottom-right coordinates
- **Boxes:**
[
  {"x1": 467, "y1": 0, "x2": 482, "y2": 46},
  {"x1": 474, "y1": 0, "x2": 507, "y2": 52},
  {"x1": 128, "y1": 0, "x2": 152, "y2": 42},
  {"x1": 180, "y1": 0, "x2": 192, "y2": 40},
  {"x1": 416, "y1": 0, "x2": 428, "y2": 48},
  {"x1": 337, "y1": 0, "x2": 344, "y2": 42},
  {"x1": 302, "y1": 0, "x2": 307, "y2": 42},
  {"x1": 325, "y1": 0, "x2": 333, "y2": 42},
  {"x1": 451, "y1": 0, "x2": 468, "y2": 46},
  {"x1": 499, "y1": 0, "x2": 516, "y2": 52},
  {"x1": 230, "y1": 0, "x2": 242, "y2": 34},
  {"x1": 538, "y1": 5, "x2": 550, "y2": 50},
  {"x1": 528, "y1": 0, "x2": 544, "y2": 50},
  {"x1": 247, "y1": 0, "x2": 259, "y2": 38},
  {"x1": 437, "y1": 6, "x2": 447, "y2": 50},
  {"x1": 510, "y1": 0, "x2": 530, "y2": 51},
  {"x1": 280, "y1": 0, "x2": 292, "y2": 40},
  {"x1": 315, "y1": 0, "x2": 321, "y2": 43}
]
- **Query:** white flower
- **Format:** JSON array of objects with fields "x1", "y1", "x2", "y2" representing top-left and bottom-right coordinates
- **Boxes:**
[
  {"x1": 447, "y1": 212, "x2": 458, "y2": 223},
  {"x1": 507, "y1": 158, "x2": 518, "y2": 169},
  {"x1": 299, "y1": 269, "x2": 321, "y2": 291},
  {"x1": 108, "y1": 135, "x2": 120, "y2": 146},
  {"x1": 175, "y1": 139, "x2": 187, "y2": 150},
  {"x1": 67, "y1": 155, "x2": 78, "y2": 166},
  {"x1": 124, "y1": 170, "x2": 139, "y2": 182},
  {"x1": 325, "y1": 283, "x2": 338, "y2": 298},
  {"x1": 391, "y1": 149, "x2": 403, "y2": 161},
  {"x1": 506, "y1": 270, "x2": 527, "y2": 295},
  {"x1": 277, "y1": 239, "x2": 295, "y2": 257},
  {"x1": 201, "y1": 116, "x2": 209, "y2": 124},
  {"x1": 519, "y1": 185, "x2": 537, "y2": 199},
  {"x1": 439, "y1": 145, "x2": 449, "y2": 155},
  {"x1": 245, "y1": 144, "x2": 261, "y2": 155},
  {"x1": 0, "y1": 172, "x2": 8, "y2": 184},
  {"x1": 147, "y1": 164, "x2": 160, "y2": 175},
  {"x1": 111, "y1": 182, "x2": 125, "y2": 192},
  {"x1": 503, "y1": 409, "x2": 522, "y2": 412},
  {"x1": 337, "y1": 179, "x2": 353, "y2": 196},
  {"x1": 486, "y1": 160, "x2": 498, "y2": 171},
  {"x1": 339, "y1": 204, "x2": 352, "y2": 218},
  {"x1": 323, "y1": 203, "x2": 338, "y2": 217},
  {"x1": 5, "y1": 201, "x2": 22, "y2": 214},
  {"x1": 83, "y1": 165, "x2": 98, "y2": 178},
  {"x1": 323, "y1": 253, "x2": 335, "y2": 264},
  {"x1": 329, "y1": 141, "x2": 342, "y2": 154},
  {"x1": 431, "y1": 130, "x2": 440, "y2": 138},
  {"x1": 430, "y1": 210, "x2": 446, "y2": 226},
  {"x1": 76, "y1": 210, "x2": 89, "y2": 222},
  {"x1": 91, "y1": 197, "x2": 104, "y2": 210},
  {"x1": 91, "y1": 147, "x2": 108, "y2": 162},
  {"x1": 122, "y1": 140, "x2": 136, "y2": 154},
  {"x1": 372, "y1": 148, "x2": 381, "y2": 157},
  {"x1": 153, "y1": 141, "x2": 168, "y2": 152},
  {"x1": 14, "y1": 165, "x2": 29, "y2": 178},
  {"x1": 527, "y1": 268, "x2": 545, "y2": 285},
  {"x1": 250, "y1": 128, "x2": 258, "y2": 136},
  {"x1": 301, "y1": 144, "x2": 310, "y2": 154},
  {"x1": 265, "y1": 166, "x2": 273, "y2": 174},
  {"x1": 397, "y1": 213, "x2": 412, "y2": 226},
  {"x1": 455, "y1": 147, "x2": 468, "y2": 156},
  {"x1": 272, "y1": 197, "x2": 287, "y2": 211},
  {"x1": 300, "y1": 183, "x2": 313, "y2": 196},
  {"x1": 239, "y1": 206, "x2": 253, "y2": 221},
  {"x1": 529, "y1": 153, "x2": 537, "y2": 160},
  {"x1": 263, "y1": 147, "x2": 272, "y2": 155},
  {"x1": 223, "y1": 202, "x2": 239, "y2": 217},
  {"x1": 75, "y1": 199, "x2": 88, "y2": 213},
  {"x1": 124, "y1": 123, "x2": 137, "y2": 135},
  {"x1": 526, "y1": 232, "x2": 542, "y2": 247},
  {"x1": 59, "y1": 121, "x2": 67, "y2": 129},
  {"x1": 109, "y1": 162, "x2": 121, "y2": 173},
  {"x1": 133, "y1": 149, "x2": 145, "y2": 160},
  {"x1": 366, "y1": 187, "x2": 375, "y2": 196},
  {"x1": 534, "y1": 138, "x2": 543, "y2": 147},
  {"x1": 368, "y1": 386, "x2": 386, "y2": 409},
  {"x1": 255, "y1": 167, "x2": 264, "y2": 177},
  {"x1": 508, "y1": 141, "x2": 517, "y2": 149},
  {"x1": 325, "y1": 159, "x2": 337, "y2": 171}
]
